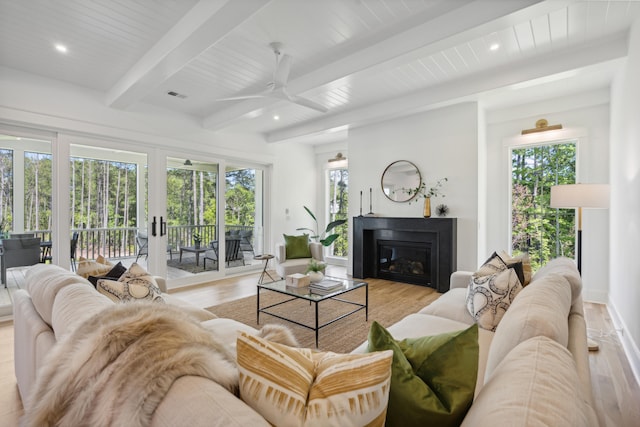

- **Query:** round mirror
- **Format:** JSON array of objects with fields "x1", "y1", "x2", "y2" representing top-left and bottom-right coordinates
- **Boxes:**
[{"x1": 381, "y1": 160, "x2": 422, "y2": 202}]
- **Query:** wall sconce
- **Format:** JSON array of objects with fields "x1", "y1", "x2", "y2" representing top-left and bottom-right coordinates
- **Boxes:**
[
  {"x1": 184, "y1": 159, "x2": 193, "y2": 166},
  {"x1": 521, "y1": 118, "x2": 563, "y2": 135},
  {"x1": 328, "y1": 152, "x2": 348, "y2": 168}
]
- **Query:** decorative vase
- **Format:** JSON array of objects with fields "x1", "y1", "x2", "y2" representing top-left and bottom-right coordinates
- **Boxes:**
[
  {"x1": 423, "y1": 197, "x2": 431, "y2": 218},
  {"x1": 308, "y1": 271, "x2": 324, "y2": 283}
]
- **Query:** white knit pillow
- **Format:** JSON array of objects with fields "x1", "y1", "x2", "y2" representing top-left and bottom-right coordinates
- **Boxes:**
[{"x1": 237, "y1": 332, "x2": 393, "y2": 427}]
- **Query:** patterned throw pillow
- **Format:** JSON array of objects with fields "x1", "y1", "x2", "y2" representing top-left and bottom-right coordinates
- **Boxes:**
[
  {"x1": 76, "y1": 255, "x2": 114, "y2": 279},
  {"x1": 96, "y1": 262, "x2": 164, "y2": 303},
  {"x1": 236, "y1": 332, "x2": 393, "y2": 427},
  {"x1": 466, "y1": 268, "x2": 523, "y2": 331},
  {"x1": 88, "y1": 261, "x2": 127, "y2": 287},
  {"x1": 499, "y1": 250, "x2": 532, "y2": 286},
  {"x1": 474, "y1": 251, "x2": 526, "y2": 289}
]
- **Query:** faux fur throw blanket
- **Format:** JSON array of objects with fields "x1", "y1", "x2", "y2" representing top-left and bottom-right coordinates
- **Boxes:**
[{"x1": 23, "y1": 302, "x2": 297, "y2": 427}]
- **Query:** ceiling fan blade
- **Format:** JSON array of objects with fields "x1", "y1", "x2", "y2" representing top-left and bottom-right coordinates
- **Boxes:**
[
  {"x1": 273, "y1": 54, "x2": 292, "y2": 89},
  {"x1": 216, "y1": 94, "x2": 267, "y2": 101}
]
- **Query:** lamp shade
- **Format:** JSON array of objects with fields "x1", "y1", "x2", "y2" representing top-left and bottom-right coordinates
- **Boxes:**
[{"x1": 550, "y1": 184, "x2": 610, "y2": 209}]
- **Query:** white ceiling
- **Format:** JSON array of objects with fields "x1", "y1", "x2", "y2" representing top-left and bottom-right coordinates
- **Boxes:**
[{"x1": 1, "y1": 0, "x2": 638, "y2": 144}]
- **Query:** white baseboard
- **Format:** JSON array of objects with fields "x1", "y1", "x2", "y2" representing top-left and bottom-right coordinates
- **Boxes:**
[
  {"x1": 607, "y1": 300, "x2": 640, "y2": 387},
  {"x1": 583, "y1": 289, "x2": 609, "y2": 304}
]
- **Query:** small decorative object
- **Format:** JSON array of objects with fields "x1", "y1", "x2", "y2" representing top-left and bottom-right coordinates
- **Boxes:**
[
  {"x1": 423, "y1": 197, "x2": 431, "y2": 218},
  {"x1": 407, "y1": 177, "x2": 448, "y2": 218},
  {"x1": 306, "y1": 259, "x2": 326, "y2": 283},
  {"x1": 368, "y1": 187, "x2": 374, "y2": 215},
  {"x1": 286, "y1": 273, "x2": 310, "y2": 287},
  {"x1": 193, "y1": 233, "x2": 201, "y2": 249},
  {"x1": 359, "y1": 190, "x2": 363, "y2": 216},
  {"x1": 436, "y1": 204, "x2": 449, "y2": 217}
]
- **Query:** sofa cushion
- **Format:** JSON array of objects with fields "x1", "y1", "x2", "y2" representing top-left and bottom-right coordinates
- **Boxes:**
[
  {"x1": 419, "y1": 288, "x2": 474, "y2": 325},
  {"x1": 484, "y1": 272, "x2": 572, "y2": 381},
  {"x1": 461, "y1": 336, "x2": 598, "y2": 427},
  {"x1": 367, "y1": 321, "x2": 478, "y2": 427},
  {"x1": 51, "y1": 283, "x2": 113, "y2": 340},
  {"x1": 25, "y1": 264, "x2": 91, "y2": 326},
  {"x1": 283, "y1": 233, "x2": 311, "y2": 259},
  {"x1": 466, "y1": 268, "x2": 523, "y2": 332},
  {"x1": 532, "y1": 256, "x2": 582, "y2": 304},
  {"x1": 76, "y1": 256, "x2": 114, "y2": 279},
  {"x1": 152, "y1": 376, "x2": 271, "y2": 427},
  {"x1": 96, "y1": 263, "x2": 164, "y2": 303},
  {"x1": 237, "y1": 332, "x2": 393, "y2": 427}
]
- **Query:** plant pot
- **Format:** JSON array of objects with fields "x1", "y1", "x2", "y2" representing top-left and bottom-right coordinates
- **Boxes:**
[
  {"x1": 423, "y1": 197, "x2": 431, "y2": 218},
  {"x1": 194, "y1": 242, "x2": 201, "y2": 249},
  {"x1": 308, "y1": 271, "x2": 324, "y2": 283}
]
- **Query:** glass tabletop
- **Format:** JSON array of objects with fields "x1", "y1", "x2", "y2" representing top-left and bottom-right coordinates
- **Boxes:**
[{"x1": 258, "y1": 276, "x2": 367, "y2": 301}]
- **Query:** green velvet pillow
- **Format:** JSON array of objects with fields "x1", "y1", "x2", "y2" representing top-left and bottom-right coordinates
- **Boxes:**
[
  {"x1": 367, "y1": 321, "x2": 479, "y2": 427},
  {"x1": 283, "y1": 234, "x2": 311, "y2": 259}
]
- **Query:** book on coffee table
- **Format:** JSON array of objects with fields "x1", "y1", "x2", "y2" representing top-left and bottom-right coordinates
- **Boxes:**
[{"x1": 309, "y1": 279, "x2": 343, "y2": 293}]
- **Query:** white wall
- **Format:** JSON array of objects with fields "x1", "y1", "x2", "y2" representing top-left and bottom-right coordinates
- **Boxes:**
[
  {"x1": 609, "y1": 19, "x2": 640, "y2": 381},
  {"x1": 485, "y1": 91, "x2": 611, "y2": 302},
  {"x1": 347, "y1": 102, "x2": 479, "y2": 274}
]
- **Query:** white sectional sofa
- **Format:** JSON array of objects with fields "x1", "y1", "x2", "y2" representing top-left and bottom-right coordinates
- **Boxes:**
[{"x1": 14, "y1": 257, "x2": 596, "y2": 426}]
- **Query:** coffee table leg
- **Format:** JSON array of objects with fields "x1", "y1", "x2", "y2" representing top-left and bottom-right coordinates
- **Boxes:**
[
  {"x1": 366, "y1": 283, "x2": 369, "y2": 321},
  {"x1": 315, "y1": 301, "x2": 319, "y2": 348}
]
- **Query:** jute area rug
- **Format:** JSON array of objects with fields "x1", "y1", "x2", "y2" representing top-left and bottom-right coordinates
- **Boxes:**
[{"x1": 207, "y1": 280, "x2": 440, "y2": 353}]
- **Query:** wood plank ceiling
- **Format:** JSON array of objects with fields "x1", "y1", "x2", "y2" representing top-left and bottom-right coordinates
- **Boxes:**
[{"x1": 0, "y1": 0, "x2": 639, "y2": 144}]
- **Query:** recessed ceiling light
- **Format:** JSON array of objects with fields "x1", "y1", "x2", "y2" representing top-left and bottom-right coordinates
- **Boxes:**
[
  {"x1": 273, "y1": 115, "x2": 280, "y2": 120},
  {"x1": 54, "y1": 44, "x2": 68, "y2": 53},
  {"x1": 489, "y1": 43, "x2": 500, "y2": 51}
]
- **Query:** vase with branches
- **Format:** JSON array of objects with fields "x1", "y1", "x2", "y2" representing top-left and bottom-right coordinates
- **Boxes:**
[{"x1": 407, "y1": 177, "x2": 448, "y2": 217}]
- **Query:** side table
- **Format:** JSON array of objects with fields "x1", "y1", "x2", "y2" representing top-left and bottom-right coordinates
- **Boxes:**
[{"x1": 254, "y1": 254, "x2": 275, "y2": 284}]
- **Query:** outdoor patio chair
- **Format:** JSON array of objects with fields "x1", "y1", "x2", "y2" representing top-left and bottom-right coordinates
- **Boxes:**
[
  {"x1": 239, "y1": 230, "x2": 254, "y2": 256},
  {"x1": 203, "y1": 238, "x2": 245, "y2": 269},
  {"x1": 1, "y1": 237, "x2": 41, "y2": 287},
  {"x1": 135, "y1": 231, "x2": 173, "y2": 262},
  {"x1": 70, "y1": 232, "x2": 79, "y2": 271}
]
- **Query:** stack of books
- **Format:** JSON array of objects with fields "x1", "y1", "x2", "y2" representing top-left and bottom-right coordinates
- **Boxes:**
[{"x1": 309, "y1": 279, "x2": 344, "y2": 294}]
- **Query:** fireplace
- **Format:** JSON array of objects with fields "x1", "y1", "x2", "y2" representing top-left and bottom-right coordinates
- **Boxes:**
[
  {"x1": 378, "y1": 240, "x2": 431, "y2": 285},
  {"x1": 353, "y1": 217, "x2": 456, "y2": 292}
]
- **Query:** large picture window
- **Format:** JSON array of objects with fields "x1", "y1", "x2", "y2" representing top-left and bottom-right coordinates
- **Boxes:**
[
  {"x1": 511, "y1": 141, "x2": 576, "y2": 269},
  {"x1": 327, "y1": 167, "x2": 348, "y2": 258}
]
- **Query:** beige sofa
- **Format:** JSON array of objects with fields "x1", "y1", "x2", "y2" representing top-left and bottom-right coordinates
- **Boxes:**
[{"x1": 14, "y1": 257, "x2": 596, "y2": 426}]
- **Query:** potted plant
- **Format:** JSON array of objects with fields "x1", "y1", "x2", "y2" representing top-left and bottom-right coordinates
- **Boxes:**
[
  {"x1": 305, "y1": 258, "x2": 326, "y2": 283},
  {"x1": 297, "y1": 206, "x2": 347, "y2": 246},
  {"x1": 407, "y1": 177, "x2": 448, "y2": 217},
  {"x1": 193, "y1": 233, "x2": 201, "y2": 249}
]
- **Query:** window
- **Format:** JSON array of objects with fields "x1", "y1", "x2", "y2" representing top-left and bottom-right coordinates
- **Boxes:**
[
  {"x1": 511, "y1": 141, "x2": 576, "y2": 269},
  {"x1": 0, "y1": 148, "x2": 12, "y2": 237},
  {"x1": 327, "y1": 167, "x2": 348, "y2": 257}
]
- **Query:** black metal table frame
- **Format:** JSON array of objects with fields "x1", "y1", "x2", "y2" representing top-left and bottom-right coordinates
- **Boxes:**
[{"x1": 257, "y1": 282, "x2": 368, "y2": 348}]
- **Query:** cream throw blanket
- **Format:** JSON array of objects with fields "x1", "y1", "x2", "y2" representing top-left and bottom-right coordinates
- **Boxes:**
[{"x1": 23, "y1": 301, "x2": 295, "y2": 427}]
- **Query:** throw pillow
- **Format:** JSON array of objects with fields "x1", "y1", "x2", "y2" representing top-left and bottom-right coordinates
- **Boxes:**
[
  {"x1": 283, "y1": 233, "x2": 312, "y2": 259},
  {"x1": 466, "y1": 268, "x2": 523, "y2": 331},
  {"x1": 88, "y1": 261, "x2": 127, "y2": 287},
  {"x1": 474, "y1": 251, "x2": 526, "y2": 288},
  {"x1": 237, "y1": 332, "x2": 393, "y2": 427},
  {"x1": 366, "y1": 321, "x2": 479, "y2": 427},
  {"x1": 96, "y1": 262, "x2": 164, "y2": 303},
  {"x1": 76, "y1": 255, "x2": 114, "y2": 279},
  {"x1": 499, "y1": 250, "x2": 532, "y2": 286}
]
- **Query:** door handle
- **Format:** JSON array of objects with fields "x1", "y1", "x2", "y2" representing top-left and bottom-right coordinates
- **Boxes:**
[
  {"x1": 152, "y1": 216, "x2": 157, "y2": 237},
  {"x1": 160, "y1": 216, "x2": 166, "y2": 236}
]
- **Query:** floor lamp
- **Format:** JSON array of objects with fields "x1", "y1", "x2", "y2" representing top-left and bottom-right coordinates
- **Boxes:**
[{"x1": 550, "y1": 183, "x2": 610, "y2": 351}]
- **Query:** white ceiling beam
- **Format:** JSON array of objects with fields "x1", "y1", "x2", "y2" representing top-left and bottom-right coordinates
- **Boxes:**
[
  {"x1": 202, "y1": 0, "x2": 573, "y2": 130},
  {"x1": 265, "y1": 32, "x2": 628, "y2": 143},
  {"x1": 106, "y1": 0, "x2": 271, "y2": 109}
]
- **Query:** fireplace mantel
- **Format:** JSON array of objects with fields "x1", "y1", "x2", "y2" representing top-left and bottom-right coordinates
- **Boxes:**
[{"x1": 352, "y1": 217, "x2": 457, "y2": 292}]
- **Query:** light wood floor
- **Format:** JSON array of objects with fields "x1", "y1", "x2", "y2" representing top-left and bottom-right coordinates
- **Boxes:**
[{"x1": 1, "y1": 266, "x2": 638, "y2": 426}]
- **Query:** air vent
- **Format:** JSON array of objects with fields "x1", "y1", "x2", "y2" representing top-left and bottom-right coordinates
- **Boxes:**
[{"x1": 167, "y1": 91, "x2": 187, "y2": 99}]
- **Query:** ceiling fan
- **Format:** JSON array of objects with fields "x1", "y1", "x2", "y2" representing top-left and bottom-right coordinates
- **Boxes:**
[{"x1": 216, "y1": 42, "x2": 328, "y2": 113}]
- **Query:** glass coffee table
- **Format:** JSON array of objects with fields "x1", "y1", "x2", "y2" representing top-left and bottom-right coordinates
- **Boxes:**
[{"x1": 257, "y1": 277, "x2": 368, "y2": 347}]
